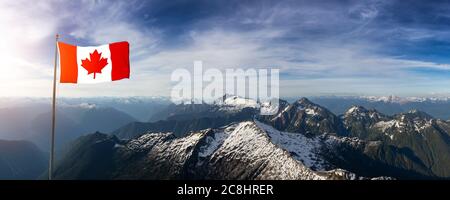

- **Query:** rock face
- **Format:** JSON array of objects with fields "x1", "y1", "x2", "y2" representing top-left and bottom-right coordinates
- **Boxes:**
[
  {"x1": 259, "y1": 98, "x2": 347, "y2": 136},
  {"x1": 343, "y1": 107, "x2": 450, "y2": 178}
]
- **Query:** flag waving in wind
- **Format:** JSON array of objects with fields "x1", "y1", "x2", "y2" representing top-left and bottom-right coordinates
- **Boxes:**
[
  {"x1": 57, "y1": 41, "x2": 130, "y2": 83},
  {"x1": 47, "y1": 37, "x2": 131, "y2": 180}
]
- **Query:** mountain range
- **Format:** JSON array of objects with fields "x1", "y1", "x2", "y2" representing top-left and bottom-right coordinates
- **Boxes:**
[
  {"x1": 308, "y1": 95, "x2": 450, "y2": 120},
  {"x1": 0, "y1": 97, "x2": 171, "y2": 151},
  {"x1": 52, "y1": 96, "x2": 450, "y2": 180},
  {"x1": 0, "y1": 139, "x2": 47, "y2": 179}
]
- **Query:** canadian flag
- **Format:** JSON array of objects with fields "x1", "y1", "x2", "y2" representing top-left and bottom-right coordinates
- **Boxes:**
[{"x1": 57, "y1": 41, "x2": 130, "y2": 83}]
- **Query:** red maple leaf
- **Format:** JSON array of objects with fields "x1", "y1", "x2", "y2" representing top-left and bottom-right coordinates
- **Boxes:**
[{"x1": 81, "y1": 50, "x2": 108, "y2": 79}]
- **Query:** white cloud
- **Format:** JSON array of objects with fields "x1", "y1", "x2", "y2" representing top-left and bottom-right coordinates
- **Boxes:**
[
  {"x1": 0, "y1": 0, "x2": 57, "y2": 96},
  {"x1": 0, "y1": 0, "x2": 161, "y2": 97},
  {"x1": 1, "y1": 0, "x2": 450, "y2": 97}
]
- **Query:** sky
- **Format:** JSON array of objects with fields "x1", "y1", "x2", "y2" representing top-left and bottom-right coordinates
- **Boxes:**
[{"x1": 2, "y1": 0, "x2": 450, "y2": 97}]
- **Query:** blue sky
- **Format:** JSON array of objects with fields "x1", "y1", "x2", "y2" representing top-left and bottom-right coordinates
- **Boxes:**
[{"x1": 1, "y1": 0, "x2": 450, "y2": 97}]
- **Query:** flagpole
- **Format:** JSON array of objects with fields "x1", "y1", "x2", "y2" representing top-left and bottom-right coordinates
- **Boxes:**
[{"x1": 49, "y1": 34, "x2": 59, "y2": 180}]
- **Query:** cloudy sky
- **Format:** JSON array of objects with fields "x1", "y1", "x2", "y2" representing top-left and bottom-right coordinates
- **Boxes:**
[{"x1": 2, "y1": 0, "x2": 450, "y2": 97}]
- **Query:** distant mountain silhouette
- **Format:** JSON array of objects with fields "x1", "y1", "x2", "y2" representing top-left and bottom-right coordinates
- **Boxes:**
[{"x1": 0, "y1": 139, "x2": 47, "y2": 179}]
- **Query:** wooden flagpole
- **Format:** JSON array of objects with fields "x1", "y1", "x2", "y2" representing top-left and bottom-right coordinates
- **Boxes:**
[{"x1": 49, "y1": 34, "x2": 59, "y2": 180}]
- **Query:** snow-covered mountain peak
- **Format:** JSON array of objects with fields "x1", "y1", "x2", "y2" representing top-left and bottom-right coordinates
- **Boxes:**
[
  {"x1": 345, "y1": 106, "x2": 368, "y2": 115},
  {"x1": 215, "y1": 95, "x2": 258, "y2": 107}
]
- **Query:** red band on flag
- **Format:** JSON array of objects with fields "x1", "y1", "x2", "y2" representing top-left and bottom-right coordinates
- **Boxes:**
[
  {"x1": 109, "y1": 41, "x2": 130, "y2": 81},
  {"x1": 58, "y1": 42, "x2": 78, "y2": 83}
]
